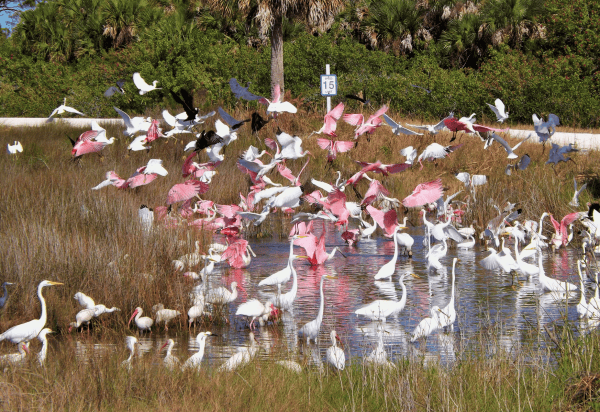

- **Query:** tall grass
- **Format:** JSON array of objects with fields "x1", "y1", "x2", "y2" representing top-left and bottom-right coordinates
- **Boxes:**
[{"x1": 0, "y1": 111, "x2": 599, "y2": 409}]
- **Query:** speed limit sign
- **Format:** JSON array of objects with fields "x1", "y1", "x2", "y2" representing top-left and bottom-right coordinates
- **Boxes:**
[{"x1": 320, "y1": 74, "x2": 337, "y2": 96}]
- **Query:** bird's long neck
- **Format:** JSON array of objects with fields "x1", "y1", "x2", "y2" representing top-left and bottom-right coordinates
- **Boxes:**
[
  {"x1": 538, "y1": 213, "x2": 547, "y2": 235},
  {"x1": 451, "y1": 260, "x2": 457, "y2": 302},
  {"x1": 289, "y1": 265, "x2": 298, "y2": 298},
  {"x1": 578, "y1": 263, "x2": 586, "y2": 304},
  {"x1": 328, "y1": 247, "x2": 338, "y2": 260},
  {"x1": 317, "y1": 276, "x2": 326, "y2": 325},
  {"x1": 37, "y1": 284, "x2": 48, "y2": 326},
  {"x1": 392, "y1": 232, "x2": 400, "y2": 261},
  {"x1": 230, "y1": 285, "x2": 238, "y2": 301},
  {"x1": 38, "y1": 338, "x2": 48, "y2": 365},
  {"x1": 399, "y1": 276, "x2": 407, "y2": 308},
  {"x1": 197, "y1": 337, "x2": 207, "y2": 360}
]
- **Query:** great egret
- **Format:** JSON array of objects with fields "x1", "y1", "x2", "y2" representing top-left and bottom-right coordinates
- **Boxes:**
[
  {"x1": 487, "y1": 98, "x2": 509, "y2": 122},
  {"x1": 365, "y1": 328, "x2": 395, "y2": 369},
  {"x1": 48, "y1": 97, "x2": 84, "y2": 120},
  {"x1": 438, "y1": 258, "x2": 458, "y2": 330},
  {"x1": 298, "y1": 275, "x2": 335, "y2": 343},
  {"x1": 326, "y1": 330, "x2": 345, "y2": 370},
  {"x1": 160, "y1": 339, "x2": 180, "y2": 370},
  {"x1": 121, "y1": 336, "x2": 138, "y2": 370},
  {"x1": 570, "y1": 178, "x2": 588, "y2": 207},
  {"x1": 218, "y1": 332, "x2": 260, "y2": 372},
  {"x1": 411, "y1": 306, "x2": 442, "y2": 342},
  {"x1": 133, "y1": 72, "x2": 161, "y2": 95},
  {"x1": 266, "y1": 84, "x2": 297, "y2": 116},
  {"x1": 537, "y1": 252, "x2": 578, "y2": 292},
  {"x1": 272, "y1": 254, "x2": 309, "y2": 311},
  {"x1": 0, "y1": 280, "x2": 63, "y2": 345},
  {"x1": 457, "y1": 235, "x2": 475, "y2": 249},
  {"x1": 355, "y1": 273, "x2": 418, "y2": 321},
  {"x1": 576, "y1": 260, "x2": 596, "y2": 319},
  {"x1": 6, "y1": 142, "x2": 22, "y2": 155},
  {"x1": 258, "y1": 235, "x2": 304, "y2": 293},
  {"x1": 182, "y1": 331, "x2": 213, "y2": 370},
  {"x1": 374, "y1": 227, "x2": 403, "y2": 280},
  {"x1": 276, "y1": 360, "x2": 302, "y2": 373},
  {"x1": 128, "y1": 307, "x2": 153, "y2": 332},
  {"x1": 36, "y1": 328, "x2": 52, "y2": 366}
]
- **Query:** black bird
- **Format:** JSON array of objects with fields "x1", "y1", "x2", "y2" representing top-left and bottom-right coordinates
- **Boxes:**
[
  {"x1": 218, "y1": 107, "x2": 250, "y2": 131},
  {"x1": 251, "y1": 112, "x2": 269, "y2": 134},
  {"x1": 192, "y1": 130, "x2": 223, "y2": 152},
  {"x1": 345, "y1": 93, "x2": 371, "y2": 106},
  {"x1": 170, "y1": 88, "x2": 198, "y2": 122}
]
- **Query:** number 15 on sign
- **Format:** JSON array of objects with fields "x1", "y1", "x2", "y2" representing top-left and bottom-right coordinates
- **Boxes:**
[{"x1": 320, "y1": 74, "x2": 337, "y2": 96}]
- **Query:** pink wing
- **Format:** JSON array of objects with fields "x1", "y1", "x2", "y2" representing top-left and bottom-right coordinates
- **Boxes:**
[
  {"x1": 294, "y1": 234, "x2": 318, "y2": 261},
  {"x1": 382, "y1": 209, "x2": 399, "y2": 237},
  {"x1": 341, "y1": 229, "x2": 359, "y2": 245},
  {"x1": 321, "y1": 116, "x2": 338, "y2": 136},
  {"x1": 182, "y1": 152, "x2": 197, "y2": 177},
  {"x1": 313, "y1": 234, "x2": 329, "y2": 265},
  {"x1": 166, "y1": 180, "x2": 209, "y2": 205},
  {"x1": 277, "y1": 162, "x2": 297, "y2": 184},
  {"x1": 289, "y1": 221, "x2": 314, "y2": 237},
  {"x1": 345, "y1": 170, "x2": 365, "y2": 186},
  {"x1": 127, "y1": 172, "x2": 158, "y2": 188},
  {"x1": 362, "y1": 179, "x2": 390, "y2": 206},
  {"x1": 343, "y1": 113, "x2": 364, "y2": 126},
  {"x1": 145, "y1": 119, "x2": 163, "y2": 143},
  {"x1": 222, "y1": 239, "x2": 249, "y2": 268},
  {"x1": 560, "y1": 212, "x2": 580, "y2": 245},
  {"x1": 444, "y1": 118, "x2": 469, "y2": 132},
  {"x1": 264, "y1": 138, "x2": 278, "y2": 152},
  {"x1": 327, "y1": 102, "x2": 345, "y2": 120},
  {"x1": 383, "y1": 163, "x2": 411, "y2": 174},
  {"x1": 369, "y1": 105, "x2": 388, "y2": 121},
  {"x1": 72, "y1": 140, "x2": 106, "y2": 156},
  {"x1": 217, "y1": 204, "x2": 242, "y2": 218},
  {"x1": 472, "y1": 124, "x2": 509, "y2": 133},
  {"x1": 332, "y1": 140, "x2": 355, "y2": 154},
  {"x1": 549, "y1": 215, "x2": 561, "y2": 234},
  {"x1": 402, "y1": 179, "x2": 443, "y2": 207},
  {"x1": 316, "y1": 138, "x2": 333, "y2": 150},
  {"x1": 327, "y1": 189, "x2": 349, "y2": 224},
  {"x1": 76, "y1": 130, "x2": 99, "y2": 144}
]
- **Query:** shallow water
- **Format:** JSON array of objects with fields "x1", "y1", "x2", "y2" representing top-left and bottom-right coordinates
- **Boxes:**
[{"x1": 72, "y1": 221, "x2": 595, "y2": 369}]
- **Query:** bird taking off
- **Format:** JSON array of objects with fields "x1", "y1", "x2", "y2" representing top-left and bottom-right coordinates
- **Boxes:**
[
  {"x1": 487, "y1": 98, "x2": 509, "y2": 122},
  {"x1": 133, "y1": 72, "x2": 161, "y2": 95}
]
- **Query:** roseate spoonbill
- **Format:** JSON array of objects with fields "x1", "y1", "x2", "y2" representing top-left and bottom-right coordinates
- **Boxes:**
[
  {"x1": 236, "y1": 300, "x2": 276, "y2": 330},
  {"x1": 133, "y1": 72, "x2": 161, "y2": 95},
  {"x1": 310, "y1": 102, "x2": 345, "y2": 137},
  {"x1": 570, "y1": 179, "x2": 587, "y2": 207},
  {"x1": 0, "y1": 282, "x2": 14, "y2": 309},
  {"x1": 343, "y1": 105, "x2": 388, "y2": 139},
  {"x1": 266, "y1": 84, "x2": 297, "y2": 116},
  {"x1": 538, "y1": 252, "x2": 578, "y2": 292},
  {"x1": 121, "y1": 336, "x2": 138, "y2": 370},
  {"x1": 316, "y1": 138, "x2": 354, "y2": 162},
  {"x1": 0, "y1": 280, "x2": 63, "y2": 345},
  {"x1": 382, "y1": 114, "x2": 423, "y2": 135},
  {"x1": 37, "y1": 328, "x2": 52, "y2": 366},
  {"x1": 160, "y1": 339, "x2": 180, "y2": 370},
  {"x1": 487, "y1": 98, "x2": 509, "y2": 122},
  {"x1": 549, "y1": 212, "x2": 580, "y2": 250},
  {"x1": 294, "y1": 233, "x2": 344, "y2": 266},
  {"x1": 355, "y1": 160, "x2": 410, "y2": 177},
  {"x1": 128, "y1": 307, "x2": 153, "y2": 332},
  {"x1": 0, "y1": 342, "x2": 29, "y2": 365},
  {"x1": 326, "y1": 330, "x2": 345, "y2": 370},
  {"x1": 103, "y1": 79, "x2": 126, "y2": 97},
  {"x1": 438, "y1": 258, "x2": 458, "y2": 330},
  {"x1": 153, "y1": 304, "x2": 181, "y2": 330},
  {"x1": 7, "y1": 141, "x2": 22, "y2": 154},
  {"x1": 182, "y1": 331, "x2": 213, "y2": 370},
  {"x1": 298, "y1": 275, "x2": 335, "y2": 343},
  {"x1": 402, "y1": 179, "x2": 444, "y2": 208},
  {"x1": 411, "y1": 306, "x2": 442, "y2": 342},
  {"x1": 72, "y1": 137, "x2": 115, "y2": 158},
  {"x1": 167, "y1": 180, "x2": 209, "y2": 205},
  {"x1": 355, "y1": 273, "x2": 418, "y2": 322},
  {"x1": 47, "y1": 97, "x2": 84, "y2": 120}
]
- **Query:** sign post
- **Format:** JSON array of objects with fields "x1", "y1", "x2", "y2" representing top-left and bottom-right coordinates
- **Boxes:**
[{"x1": 320, "y1": 64, "x2": 337, "y2": 113}]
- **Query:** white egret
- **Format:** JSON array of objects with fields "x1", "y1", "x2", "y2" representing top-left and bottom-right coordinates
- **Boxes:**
[
  {"x1": 205, "y1": 282, "x2": 240, "y2": 307},
  {"x1": 427, "y1": 238, "x2": 448, "y2": 269},
  {"x1": 258, "y1": 235, "x2": 304, "y2": 293},
  {"x1": 326, "y1": 330, "x2": 345, "y2": 370},
  {"x1": 160, "y1": 339, "x2": 180, "y2": 370},
  {"x1": 395, "y1": 232, "x2": 415, "y2": 257},
  {"x1": 576, "y1": 260, "x2": 595, "y2": 319},
  {"x1": 128, "y1": 307, "x2": 153, "y2": 332},
  {"x1": 271, "y1": 255, "x2": 309, "y2": 311},
  {"x1": 37, "y1": 328, "x2": 52, "y2": 366},
  {"x1": 374, "y1": 226, "x2": 403, "y2": 280},
  {"x1": 298, "y1": 275, "x2": 335, "y2": 343},
  {"x1": 514, "y1": 240, "x2": 539, "y2": 277},
  {"x1": 218, "y1": 332, "x2": 260, "y2": 372},
  {"x1": 133, "y1": 72, "x2": 161, "y2": 95},
  {"x1": 457, "y1": 235, "x2": 475, "y2": 249},
  {"x1": 365, "y1": 328, "x2": 395, "y2": 369},
  {"x1": 0, "y1": 280, "x2": 63, "y2": 345},
  {"x1": 355, "y1": 273, "x2": 418, "y2": 322},
  {"x1": 182, "y1": 331, "x2": 213, "y2": 370},
  {"x1": 537, "y1": 252, "x2": 578, "y2": 292},
  {"x1": 487, "y1": 98, "x2": 509, "y2": 122},
  {"x1": 0, "y1": 342, "x2": 29, "y2": 365},
  {"x1": 6, "y1": 142, "x2": 22, "y2": 155},
  {"x1": 48, "y1": 97, "x2": 84, "y2": 119},
  {"x1": 411, "y1": 306, "x2": 442, "y2": 342},
  {"x1": 121, "y1": 336, "x2": 138, "y2": 370},
  {"x1": 152, "y1": 304, "x2": 181, "y2": 331},
  {"x1": 438, "y1": 258, "x2": 458, "y2": 330}
]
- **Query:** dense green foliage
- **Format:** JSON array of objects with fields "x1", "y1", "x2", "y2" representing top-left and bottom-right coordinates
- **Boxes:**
[{"x1": 0, "y1": 0, "x2": 598, "y2": 126}]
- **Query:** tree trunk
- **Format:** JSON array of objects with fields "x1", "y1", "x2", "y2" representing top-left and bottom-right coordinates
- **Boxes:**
[{"x1": 270, "y1": 11, "x2": 284, "y2": 97}]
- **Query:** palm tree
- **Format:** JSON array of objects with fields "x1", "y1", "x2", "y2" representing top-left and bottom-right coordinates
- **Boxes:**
[
  {"x1": 205, "y1": 0, "x2": 346, "y2": 94},
  {"x1": 102, "y1": 0, "x2": 154, "y2": 48},
  {"x1": 440, "y1": 12, "x2": 483, "y2": 68},
  {"x1": 480, "y1": 0, "x2": 546, "y2": 49}
]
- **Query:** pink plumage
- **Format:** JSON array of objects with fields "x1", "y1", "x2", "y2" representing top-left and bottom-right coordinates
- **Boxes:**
[
  {"x1": 316, "y1": 138, "x2": 355, "y2": 161},
  {"x1": 316, "y1": 102, "x2": 345, "y2": 136},
  {"x1": 471, "y1": 124, "x2": 509, "y2": 133},
  {"x1": 355, "y1": 160, "x2": 411, "y2": 176},
  {"x1": 361, "y1": 179, "x2": 390, "y2": 206},
  {"x1": 221, "y1": 238, "x2": 250, "y2": 268},
  {"x1": 72, "y1": 140, "x2": 111, "y2": 157},
  {"x1": 126, "y1": 167, "x2": 159, "y2": 188},
  {"x1": 166, "y1": 180, "x2": 209, "y2": 205},
  {"x1": 366, "y1": 205, "x2": 398, "y2": 237},
  {"x1": 402, "y1": 179, "x2": 444, "y2": 208},
  {"x1": 341, "y1": 229, "x2": 359, "y2": 246},
  {"x1": 294, "y1": 233, "x2": 329, "y2": 266},
  {"x1": 145, "y1": 119, "x2": 163, "y2": 143},
  {"x1": 443, "y1": 118, "x2": 470, "y2": 132}
]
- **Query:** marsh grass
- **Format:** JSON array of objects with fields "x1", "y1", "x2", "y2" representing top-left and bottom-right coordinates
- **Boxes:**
[{"x1": 0, "y1": 110, "x2": 599, "y2": 409}]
